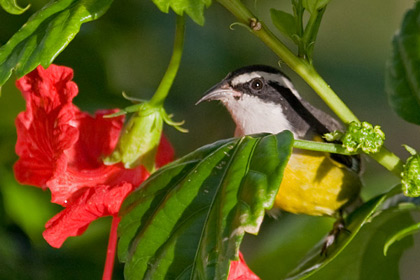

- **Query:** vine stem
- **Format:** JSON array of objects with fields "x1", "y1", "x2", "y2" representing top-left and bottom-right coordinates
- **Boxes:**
[
  {"x1": 217, "y1": 0, "x2": 404, "y2": 177},
  {"x1": 149, "y1": 15, "x2": 185, "y2": 107},
  {"x1": 102, "y1": 216, "x2": 120, "y2": 280}
]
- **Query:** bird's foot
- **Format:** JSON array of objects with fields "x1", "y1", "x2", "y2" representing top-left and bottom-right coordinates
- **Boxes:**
[{"x1": 321, "y1": 215, "x2": 350, "y2": 256}]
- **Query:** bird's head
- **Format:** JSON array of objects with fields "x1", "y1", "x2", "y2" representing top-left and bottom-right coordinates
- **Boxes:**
[{"x1": 196, "y1": 65, "x2": 308, "y2": 137}]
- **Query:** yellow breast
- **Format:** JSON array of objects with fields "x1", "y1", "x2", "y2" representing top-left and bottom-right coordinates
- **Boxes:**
[{"x1": 274, "y1": 149, "x2": 362, "y2": 216}]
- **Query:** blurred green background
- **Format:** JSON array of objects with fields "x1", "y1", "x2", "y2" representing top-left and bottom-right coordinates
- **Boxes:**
[{"x1": 1, "y1": 0, "x2": 419, "y2": 279}]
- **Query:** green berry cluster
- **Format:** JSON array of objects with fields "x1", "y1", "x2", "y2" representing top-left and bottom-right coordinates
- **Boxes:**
[
  {"x1": 341, "y1": 121, "x2": 385, "y2": 154},
  {"x1": 401, "y1": 145, "x2": 420, "y2": 197}
]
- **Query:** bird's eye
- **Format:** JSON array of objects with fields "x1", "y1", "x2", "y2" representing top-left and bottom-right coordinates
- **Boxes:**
[{"x1": 250, "y1": 78, "x2": 264, "y2": 91}]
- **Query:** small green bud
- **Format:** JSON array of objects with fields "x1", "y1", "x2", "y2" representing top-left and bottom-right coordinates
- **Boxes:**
[
  {"x1": 401, "y1": 145, "x2": 420, "y2": 197},
  {"x1": 341, "y1": 121, "x2": 385, "y2": 154},
  {"x1": 323, "y1": 130, "x2": 343, "y2": 142},
  {"x1": 104, "y1": 102, "x2": 163, "y2": 172}
]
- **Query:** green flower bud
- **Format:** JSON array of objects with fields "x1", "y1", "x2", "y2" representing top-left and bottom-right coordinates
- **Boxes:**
[
  {"x1": 323, "y1": 130, "x2": 343, "y2": 142},
  {"x1": 341, "y1": 121, "x2": 385, "y2": 154},
  {"x1": 104, "y1": 102, "x2": 163, "y2": 172},
  {"x1": 401, "y1": 145, "x2": 420, "y2": 197}
]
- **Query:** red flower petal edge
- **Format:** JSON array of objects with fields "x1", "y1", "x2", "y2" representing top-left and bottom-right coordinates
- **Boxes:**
[
  {"x1": 43, "y1": 182, "x2": 136, "y2": 248},
  {"x1": 228, "y1": 251, "x2": 260, "y2": 280},
  {"x1": 14, "y1": 65, "x2": 174, "y2": 248}
]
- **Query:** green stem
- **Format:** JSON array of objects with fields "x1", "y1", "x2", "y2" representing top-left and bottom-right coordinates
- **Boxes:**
[
  {"x1": 216, "y1": 0, "x2": 404, "y2": 177},
  {"x1": 370, "y1": 147, "x2": 404, "y2": 177},
  {"x1": 149, "y1": 15, "x2": 185, "y2": 107},
  {"x1": 302, "y1": 7, "x2": 326, "y2": 62},
  {"x1": 217, "y1": 0, "x2": 357, "y2": 124},
  {"x1": 302, "y1": 8, "x2": 325, "y2": 45},
  {"x1": 293, "y1": 139, "x2": 356, "y2": 155},
  {"x1": 293, "y1": 0, "x2": 305, "y2": 57},
  {"x1": 294, "y1": 140, "x2": 403, "y2": 177}
]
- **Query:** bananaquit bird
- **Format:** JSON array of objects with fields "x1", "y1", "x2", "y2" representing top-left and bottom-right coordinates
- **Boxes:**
[{"x1": 196, "y1": 65, "x2": 362, "y2": 221}]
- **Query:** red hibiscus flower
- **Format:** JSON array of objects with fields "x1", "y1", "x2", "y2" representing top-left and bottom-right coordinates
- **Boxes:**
[
  {"x1": 14, "y1": 64, "x2": 174, "y2": 248},
  {"x1": 228, "y1": 251, "x2": 260, "y2": 280}
]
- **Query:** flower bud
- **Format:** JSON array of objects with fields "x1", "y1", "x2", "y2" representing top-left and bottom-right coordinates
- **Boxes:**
[{"x1": 104, "y1": 102, "x2": 163, "y2": 172}]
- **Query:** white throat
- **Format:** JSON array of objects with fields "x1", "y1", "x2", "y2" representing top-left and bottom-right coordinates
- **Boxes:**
[{"x1": 221, "y1": 94, "x2": 295, "y2": 137}]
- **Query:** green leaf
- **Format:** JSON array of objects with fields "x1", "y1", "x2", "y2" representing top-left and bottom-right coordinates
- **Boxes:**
[
  {"x1": 118, "y1": 132, "x2": 293, "y2": 280},
  {"x1": 152, "y1": 0, "x2": 211, "y2": 25},
  {"x1": 386, "y1": 2, "x2": 420, "y2": 125},
  {"x1": 285, "y1": 187, "x2": 401, "y2": 280},
  {"x1": 0, "y1": 0, "x2": 30, "y2": 15},
  {"x1": 270, "y1": 9, "x2": 298, "y2": 43},
  {"x1": 384, "y1": 221, "x2": 420, "y2": 256},
  {"x1": 302, "y1": 0, "x2": 330, "y2": 14},
  {"x1": 0, "y1": 0, "x2": 113, "y2": 87}
]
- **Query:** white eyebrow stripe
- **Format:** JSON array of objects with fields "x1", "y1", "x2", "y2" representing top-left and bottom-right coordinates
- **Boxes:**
[
  {"x1": 231, "y1": 72, "x2": 260, "y2": 86},
  {"x1": 230, "y1": 71, "x2": 301, "y2": 98}
]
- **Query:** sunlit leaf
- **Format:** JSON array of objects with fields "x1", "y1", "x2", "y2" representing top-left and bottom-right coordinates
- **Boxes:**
[
  {"x1": 0, "y1": 0, "x2": 30, "y2": 15},
  {"x1": 385, "y1": 1, "x2": 420, "y2": 125},
  {"x1": 152, "y1": 0, "x2": 211, "y2": 25},
  {"x1": 0, "y1": 0, "x2": 113, "y2": 87},
  {"x1": 118, "y1": 132, "x2": 293, "y2": 280}
]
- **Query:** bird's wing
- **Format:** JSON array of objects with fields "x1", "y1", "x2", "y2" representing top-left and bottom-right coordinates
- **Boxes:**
[{"x1": 299, "y1": 99, "x2": 362, "y2": 174}]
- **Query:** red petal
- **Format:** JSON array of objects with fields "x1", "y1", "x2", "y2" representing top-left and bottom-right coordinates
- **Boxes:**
[
  {"x1": 156, "y1": 134, "x2": 175, "y2": 168},
  {"x1": 14, "y1": 65, "x2": 79, "y2": 187},
  {"x1": 43, "y1": 182, "x2": 135, "y2": 248},
  {"x1": 47, "y1": 163, "x2": 148, "y2": 205},
  {"x1": 68, "y1": 109, "x2": 125, "y2": 169},
  {"x1": 228, "y1": 251, "x2": 260, "y2": 280}
]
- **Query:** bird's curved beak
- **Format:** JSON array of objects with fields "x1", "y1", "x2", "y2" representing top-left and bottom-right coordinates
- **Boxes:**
[{"x1": 196, "y1": 81, "x2": 240, "y2": 105}]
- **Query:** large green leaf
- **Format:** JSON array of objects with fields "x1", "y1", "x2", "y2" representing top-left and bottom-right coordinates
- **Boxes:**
[
  {"x1": 118, "y1": 132, "x2": 293, "y2": 280},
  {"x1": 385, "y1": 1, "x2": 420, "y2": 125},
  {"x1": 152, "y1": 0, "x2": 211, "y2": 25},
  {"x1": 0, "y1": 0, "x2": 113, "y2": 87},
  {"x1": 0, "y1": 0, "x2": 30, "y2": 15}
]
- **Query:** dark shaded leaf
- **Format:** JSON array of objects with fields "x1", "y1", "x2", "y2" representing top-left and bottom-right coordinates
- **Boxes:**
[
  {"x1": 270, "y1": 9, "x2": 297, "y2": 43},
  {"x1": 302, "y1": 0, "x2": 330, "y2": 14},
  {"x1": 384, "y1": 221, "x2": 420, "y2": 256},
  {"x1": 152, "y1": 0, "x2": 211, "y2": 25},
  {"x1": 303, "y1": 204, "x2": 417, "y2": 280},
  {"x1": 286, "y1": 187, "x2": 401, "y2": 280},
  {"x1": 386, "y1": 2, "x2": 420, "y2": 124},
  {"x1": 118, "y1": 132, "x2": 293, "y2": 280},
  {"x1": 0, "y1": 0, "x2": 29, "y2": 15},
  {"x1": 0, "y1": 0, "x2": 113, "y2": 87}
]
